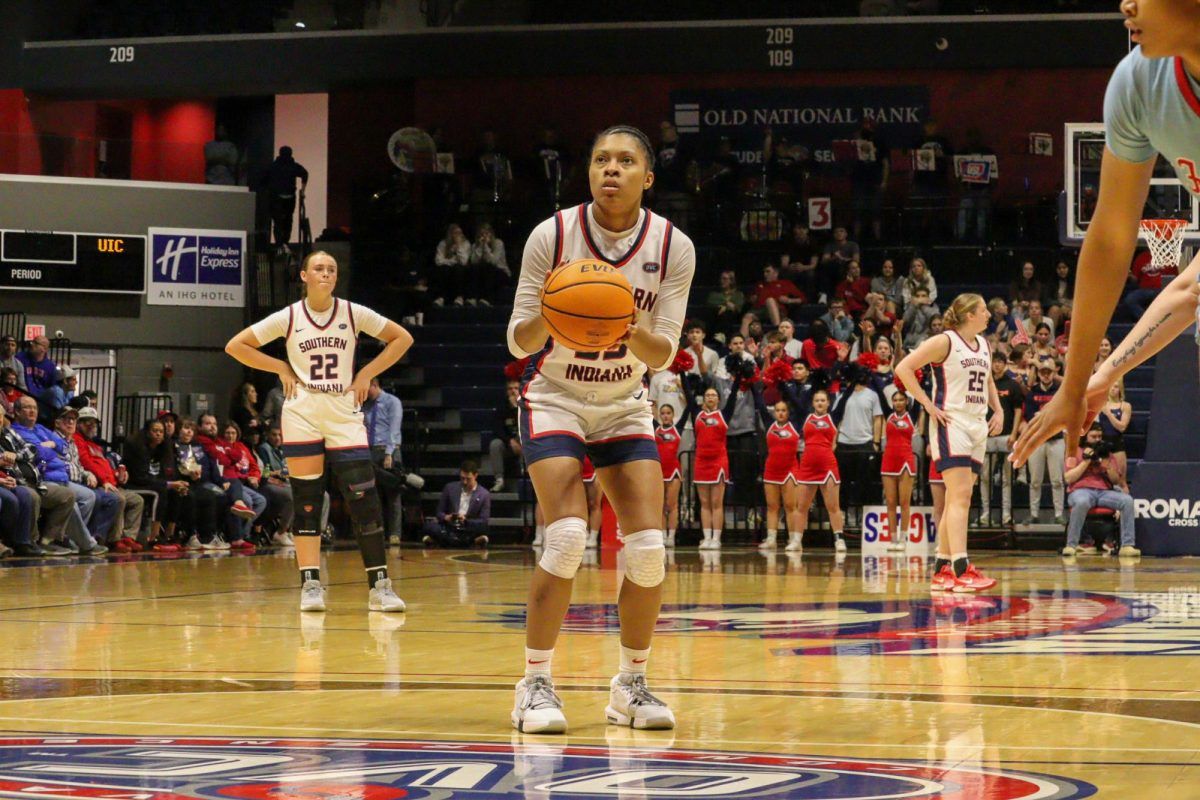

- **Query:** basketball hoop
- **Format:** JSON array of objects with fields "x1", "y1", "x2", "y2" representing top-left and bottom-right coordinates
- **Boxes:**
[{"x1": 1140, "y1": 218, "x2": 1189, "y2": 270}]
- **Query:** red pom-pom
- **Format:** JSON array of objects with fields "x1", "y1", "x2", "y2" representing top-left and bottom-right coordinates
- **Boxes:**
[
  {"x1": 763, "y1": 359, "x2": 793, "y2": 387},
  {"x1": 739, "y1": 365, "x2": 762, "y2": 391},
  {"x1": 893, "y1": 367, "x2": 923, "y2": 392},
  {"x1": 856, "y1": 352, "x2": 881, "y2": 371},
  {"x1": 669, "y1": 349, "x2": 695, "y2": 374},
  {"x1": 504, "y1": 357, "x2": 530, "y2": 382}
]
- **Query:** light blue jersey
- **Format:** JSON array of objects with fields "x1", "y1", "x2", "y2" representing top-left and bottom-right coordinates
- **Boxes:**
[{"x1": 1105, "y1": 47, "x2": 1200, "y2": 195}]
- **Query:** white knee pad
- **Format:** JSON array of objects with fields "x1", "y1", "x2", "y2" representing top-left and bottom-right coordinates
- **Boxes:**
[
  {"x1": 622, "y1": 529, "x2": 666, "y2": 587},
  {"x1": 539, "y1": 516, "x2": 588, "y2": 579}
]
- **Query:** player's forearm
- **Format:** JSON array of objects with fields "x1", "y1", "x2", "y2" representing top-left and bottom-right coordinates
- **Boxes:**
[
  {"x1": 628, "y1": 329, "x2": 675, "y2": 371},
  {"x1": 1093, "y1": 271, "x2": 1198, "y2": 388},
  {"x1": 226, "y1": 341, "x2": 291, "y2": 377},
  {"x1": 510, "y1": 316, "x2": 549, "y2": 357}
]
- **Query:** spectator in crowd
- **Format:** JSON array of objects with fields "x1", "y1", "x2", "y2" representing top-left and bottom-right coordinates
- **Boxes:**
[
  {"x1": 683, "y1": 322, "x2": 720, "y2": 379},
  {"x1": 74, "y1": 406, "x2": 144, "y2": 549},
  {"x1": 264, "y1": 145, "x2": 308, "y2": 251},
  {"x1": 0, "y1": 413, "x2": 46, "y2": 556},
  {"x1": 746, "y1": 263, "x2": 805, "y2": 329},
  {"x1": 1054, "y1": 320, "x2": 1072, "y2": 357},
  {"x1": 489, "y1": 381, "x2": 521, "y2": 494},
  {"x1": 835, "y1": 261, "x2": 871, "y2": 316},
  {"x1": 860, "y1": 292, "x2": 896, "y2": 335},
  {"x1": 0, "y1": 368, "x2": 19, "y2": 418},
  {"x1": 820, "y1": 299, "x2": 856, "y2": 343},
  {"x1": 1044, "y1": 260, "x2": 1074, "y2": 327},
  {"x1": 530, "y1": 125, "x2": 572, "y2": 216},
  {"x1": 870, "y1": 258, "x2": 904, "y2": 314},
  {"x1": 1031, "y1": 323, "x2": 1057, "y2": 364},
  {"x1": 763, "y1": 128, "x2": 808, "y2": 200},
  {"x1": 758, "y1": 331, "x2": 794, "y2": 405},
  {"x1": 260, "y1": 379, "x2": 285, "y2": 431},
  {"x1": 47, "y1": 366, "x2": 77, "y2": 411},
  {"x1": 204, "y1": 124, "x2": 241, "y2": 186},
  {"x1": 158, "y1": 409, "x2": 179, "y2": 441},
  {"x1": 1098, "y1": 380, "x2": 1132, "y2": 478},
  {"x1": 782, "y1": 223, "x2": 819, "y2": 298},
  {"x1": 654, "y1": 120, "x2": 698, "y2": 233},
  {"x1": 1122, "y1": 249, "x2": 1177, "y2": 321},
  {"x1": 1022, "y1": 299, "x2": 1055, "y2": 338},
  {"x1": 423, "y1": 460, "x2": 490, "y2": 547},
  {"x1": 195, "y1": 414, "x2": 261, "y2": 549},
  {"x1": 777, "y1": 319, "x2": 804, "y2": 360},
  {"x1": 744, "y1": 317, "x2": 765, "y2": 351},
  {"x1": 217, "y1": 421, "x2": 268, "y2": 546},
  {"x1": 1022, "y1": 361, "x2": 1066, "y2": 525},
  {"x1": 432, "y1": 223, "x2": 471, "y2": 308},
  {"x1": 980, "y1": 352, "x2": 1024, "y2": 527},
  {"x1": 820, "y1": 227, "x2": 861, "y2": 297},
  {"x1": 55, "y1": 406, "x2": 120, "y2": 546},
  {"x1": 1009, "y1": 343, "x2": 1035, "y2": 389},
  {"x1": 1062, "y1": 423, "x2": 1138, "y2": 557},
  {"x1": 902, "y1": 287, "x2": 940, "y2": 350},
  {"x1": 256, "y1": 425, "x2": 295, "y2": 547},
  {"x1": 470, "y1": 130, "x2": 513, "y2": 216},
  {"x1": 832, "y1": 363, "x2": 884, "y2": 524},
  {"x1": 1009, "y1": 261, "x2": 1043, "y2": 306},
  {"x1": 16, "y1": 335, "x2": 55, "y2": 400},
  {"x1": 468, "y1": 222, "x2": 510, "y2": 306},
  {"x1": 11, "y1": 398, "x2": 107, "y2": 555},
  {"x1": 175, "y1": 417, "x2": 231, "y2": 551},
  {"x1": 230, "y1": 383, "x2": 261, "y2": 441},
  {"x1": 704, "y1": 270, "x2": 745, "y2": 341},
  {"x1": 985, "y1": 297, "x2": 1017, "y2": 344},
  {"x1": 955, "y1": 128, "x2": 996, "y2": 242},
  {"x1": 649, "y1": 365, "x2": 688, "y2": 425},
  {"x1": 800, "y1": 319, "x2": 840, "y2": 372},
  {"x1": 363, "y1": 377, "x2": 405, "y2": 537},
  {"x1": 901, "y1": 257, "x2": 937, "y2": 306},
  {"x1": 124, "y1": 417, "x2": 188, "y2": 551},
  {"x1": 0, "y1": 335, "x2": 27, "y2": 393},
  {"x1": 908, "y1": 118, "x2": 954, "y2": 242},
  {"x1": 851, "y1": 118, "x2": 889, "y2": 241},
  {"x1": 848, "y1": 318, "x2": 878, "y2": 364},
  {"x1": 1095, "y1": 336, "x2": 1113, "y2": 373}
]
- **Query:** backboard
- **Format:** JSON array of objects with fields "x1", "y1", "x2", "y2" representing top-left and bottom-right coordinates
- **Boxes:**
[{"x1": 1062, "y1": 122, "x2": 1200, "y2": 247}]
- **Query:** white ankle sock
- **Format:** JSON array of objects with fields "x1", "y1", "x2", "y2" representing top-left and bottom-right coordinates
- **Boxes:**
[
  {"x1": 525, "y1": 647, "x2": 553, "y2": 678},
  {"x1": 619, "y1": 645, "x2": 650, "y2": 676}
]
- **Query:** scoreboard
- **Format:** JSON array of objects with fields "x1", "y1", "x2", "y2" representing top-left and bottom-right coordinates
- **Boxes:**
[{"x1": 0, "y1": 230, "x2": 146, "y2": 294}]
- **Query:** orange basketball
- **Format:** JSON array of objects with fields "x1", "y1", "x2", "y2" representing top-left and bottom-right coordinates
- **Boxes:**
[{"x1": 541, "y1": 259, "x2": 635, "y2": 351}]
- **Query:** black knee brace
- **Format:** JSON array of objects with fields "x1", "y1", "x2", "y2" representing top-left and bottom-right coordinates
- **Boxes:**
[
  {"x1": 332, "y1": 458, "x2": 384, "y2": 535},
  {"x1": 289, "y1": 475, "x2": 325, "y2": 537}
]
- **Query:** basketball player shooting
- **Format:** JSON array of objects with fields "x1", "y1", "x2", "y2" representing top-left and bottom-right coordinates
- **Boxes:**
[
  {"x1": 1014, "y1": 0, "x2": 1200, "y2": 466},
  {"x1": 225, "y1": 251, "x2": 414, "y2": 613},
  {"x1": 507, "y1": 125, "x2": 696, "y2": 734}
]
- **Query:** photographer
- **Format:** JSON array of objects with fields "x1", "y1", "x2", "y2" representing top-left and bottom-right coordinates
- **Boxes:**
[
  {"x1": 423, "y1": 460, "x2": 490, "y2": 548},
  {"x1": 1062, "y1": 423, "x2": 1138, "y2": 557}
]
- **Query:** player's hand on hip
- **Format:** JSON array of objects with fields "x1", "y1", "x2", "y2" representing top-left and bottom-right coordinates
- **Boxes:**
[
  {"x1": 922, "y1": 401, "x2": 949, "y2": 429},
  {"x1": 350, "y1": 375, "x2": 371, "y2": 407},
  {"x1": 1011, "y1": 391, "x2": 1084, "y2": 467},
  {"x1": 279, "y1": 367, "x2": 302, "y2": 400}
]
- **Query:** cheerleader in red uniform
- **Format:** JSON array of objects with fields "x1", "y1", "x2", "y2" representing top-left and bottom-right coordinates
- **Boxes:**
[
  {"x1": 655, "y1": 403, "x2": 689, "y2": 547},
  {"x1": 693, "y1": 386, "x2": 738, "y2": 550},
  {"x1": 752, "y1": 383, "x2": 802, "y2": 551},
  {"x1": 794, "y1": 389, "x2": 846, "y2": 553},
  {"x1": 880, "y1": 391, "x2": 917, "y2": 552},
  {"x1": 580, "y1": 456, "x2": 602, "y2": 549}
]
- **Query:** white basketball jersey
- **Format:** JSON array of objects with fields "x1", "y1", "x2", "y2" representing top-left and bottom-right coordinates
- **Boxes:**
[
  {"x1": 515, "y1": 202, "x2": 695, "y2": 401},
  {"x1": 285, "y1": 298, "x2": 359, "y2": 393},
  {"x1": 930, "y1": 331, "x2": 990, "y2": 420}
]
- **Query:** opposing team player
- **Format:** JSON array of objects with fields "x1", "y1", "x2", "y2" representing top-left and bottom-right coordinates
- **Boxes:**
[
  {"x1": 507, "y1": 125, "x2": 695, "y2": 733},
  {"x1": 225, "y1": 251, "x2": 414, "y2": 613},
  {"x1": 896, "y1": 294, "x2": 1003, "y2": 592},
  {"x1": 1015, "y1": 1, "x2": 1200, "y2": 463}
]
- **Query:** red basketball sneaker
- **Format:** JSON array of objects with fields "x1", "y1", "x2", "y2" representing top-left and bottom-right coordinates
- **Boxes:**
[
  {"x1": 929, "y1": 565, "x2": 955, "y2": 593},
  {"x1": 952, "y1": 564, "x2": 997, "y2": 593}
]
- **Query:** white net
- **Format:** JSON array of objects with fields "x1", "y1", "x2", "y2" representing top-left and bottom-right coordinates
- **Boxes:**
[{"x1": 1140, "y1": 218, "x2": 1188, "y2": 269}]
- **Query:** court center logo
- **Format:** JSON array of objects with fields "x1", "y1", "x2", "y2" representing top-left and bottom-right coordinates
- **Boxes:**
[
  {"x1": 147, "y1": 227, "x2": 246, "y2": 308},
  {"x1": 0, "y1": 737, "x2": 1094, "y2": 799},
  {"x1": 480, "y1": 591, "x2": 1200, "y2": 655}
]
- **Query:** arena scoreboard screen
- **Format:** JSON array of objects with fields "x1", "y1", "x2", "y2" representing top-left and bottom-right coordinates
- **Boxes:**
[{"x1": 0, "y1": 230, "x2": 146, "y2": 294}]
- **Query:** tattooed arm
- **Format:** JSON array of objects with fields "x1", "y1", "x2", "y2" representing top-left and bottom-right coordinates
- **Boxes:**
[{"x1": 1090, "y1": 264, "x2": 1200, "y2": 396}]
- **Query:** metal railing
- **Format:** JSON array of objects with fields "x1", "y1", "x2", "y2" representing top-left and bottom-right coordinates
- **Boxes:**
[
  {"x1": 75, "y1": 365, "x2": 118, "y2": 442},
  {"x1": 113, "y1": 393, "x2": 173, "y2": 443}
]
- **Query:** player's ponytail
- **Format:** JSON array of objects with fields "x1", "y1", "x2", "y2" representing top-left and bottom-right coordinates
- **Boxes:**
[{"x1": 943, "y1": 292, "x2": 985, "y2": 331}]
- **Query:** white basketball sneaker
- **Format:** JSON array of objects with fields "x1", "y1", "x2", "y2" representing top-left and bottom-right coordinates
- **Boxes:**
[
  {"x1": 758, "y1": 531, "x2": 777, "y2": 550},
  {"x1": 605, "y1": 673, "x2": 676, "y2": 730},
  {"x1": 368, "y1": 578, "x2": 406, "y2": 612},
  {"x1": 300, "y1": 579, "x2": 326, "y2": 612},
  {"x1": 785, "y1": 532, "x2": 803, "y2": 552},
  {"x1": 585, "y1": 530, "x2": 599, "y2": 549},
  {"x1": 512, "y1": 675, "x2": 567, "y2": 734}
]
